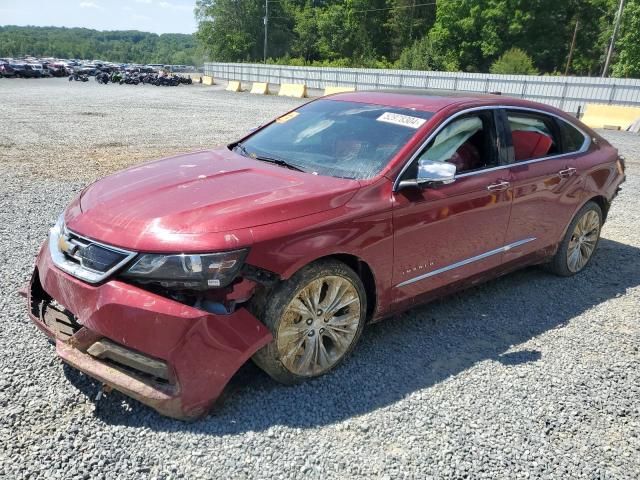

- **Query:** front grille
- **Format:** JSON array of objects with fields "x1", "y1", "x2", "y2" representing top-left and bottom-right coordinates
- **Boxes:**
[
  {"x1": 60, "y1": 231, "x2": 129, "y2": 273},
  {"x1": 49, "y1": 222, "x2": 137, "y2": 284}
]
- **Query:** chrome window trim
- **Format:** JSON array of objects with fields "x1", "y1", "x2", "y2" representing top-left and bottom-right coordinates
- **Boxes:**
[
  {"x1": 392, "y1": 105, "x2": 591, "y2": 191},
  {"x1": 49, "y1": 221, "x2": 137, "y2": 284},
  {"x1": 455, "y1": 151, "x2": 581, "y2": 179},
  {"x1": 395, "y1": 237, "x2": 536, "y2": 288}
]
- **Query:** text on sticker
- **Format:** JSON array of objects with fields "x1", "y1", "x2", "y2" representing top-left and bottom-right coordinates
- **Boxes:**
[{"x1": 377, "y1": 112, "x2": 427, "y2": 129}]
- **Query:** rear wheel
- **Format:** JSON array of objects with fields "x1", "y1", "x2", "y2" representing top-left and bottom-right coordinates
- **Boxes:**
[
  {"x1": 252, "y1": 260, "x2": 366, "y2": 384},
  {"x1": 546, "y1": 201, "x2": 602, "y2": 276}
]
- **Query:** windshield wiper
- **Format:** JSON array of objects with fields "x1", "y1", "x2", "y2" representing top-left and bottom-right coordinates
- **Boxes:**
[
  {"x1": 233, "y1": 143, "x2": 306, "y2": 173},
  {"x1": 232, "y1": 143, "x2": 251, "y2": 157},
  {"x1": 253, "y1": 155, "x2": 307, "y2": 173}
]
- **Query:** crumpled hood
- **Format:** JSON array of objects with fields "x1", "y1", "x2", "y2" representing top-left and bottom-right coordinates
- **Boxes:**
[{"x1": 66, "y1": 148, "x2": 360, "y2": 251}]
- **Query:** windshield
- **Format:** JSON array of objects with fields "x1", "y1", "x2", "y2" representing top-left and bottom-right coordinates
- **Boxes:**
[{"x1": 233, "y1": 99, "x2": 433, "y2": 180}]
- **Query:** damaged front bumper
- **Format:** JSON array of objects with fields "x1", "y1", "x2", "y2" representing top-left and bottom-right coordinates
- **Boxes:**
[{"x1": 26, "y1": 244, "x2": 272, "y2": 420}]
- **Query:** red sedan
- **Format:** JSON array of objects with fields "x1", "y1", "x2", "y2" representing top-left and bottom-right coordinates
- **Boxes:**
[{"x1": 26, "y1": 91, "x2": 625, "y2": 419}]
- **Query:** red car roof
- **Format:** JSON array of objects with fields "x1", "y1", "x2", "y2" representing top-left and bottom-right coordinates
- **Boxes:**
[{"x1": 328, "y1": 89, "x2": 542, "y2": 113}]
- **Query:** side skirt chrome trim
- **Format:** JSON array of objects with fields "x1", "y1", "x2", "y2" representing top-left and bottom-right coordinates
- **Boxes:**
[{"x1": 395, "y1": 237, "x2": 536, "y2": 288}]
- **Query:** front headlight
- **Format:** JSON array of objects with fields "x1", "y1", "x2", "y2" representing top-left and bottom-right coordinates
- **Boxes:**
[{"x1": 121, "y1": 249, "x2": 248, "y2": 290}]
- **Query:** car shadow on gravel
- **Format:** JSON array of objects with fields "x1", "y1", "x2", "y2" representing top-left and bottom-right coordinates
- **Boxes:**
[{"x1": 63, "y1": 237, "x2": 640, "y2": 434}]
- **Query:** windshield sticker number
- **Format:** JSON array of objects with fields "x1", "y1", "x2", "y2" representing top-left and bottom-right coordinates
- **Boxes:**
[
  {"x1": 276, "y1": 112, "x2": 300, "y2": 123},
  {"x1": 377, "y1": 112, "x2": 426, "y2": 129}
]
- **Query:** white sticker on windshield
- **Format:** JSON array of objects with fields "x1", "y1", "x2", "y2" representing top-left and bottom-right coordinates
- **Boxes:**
[{"x1": 377, "y1": 112, "x2": 427, "y2": 129}]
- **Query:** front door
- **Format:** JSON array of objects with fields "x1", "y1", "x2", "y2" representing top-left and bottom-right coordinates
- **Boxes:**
[{"x1": 392, "y1": 109, "x2": 514, "y2": 308}]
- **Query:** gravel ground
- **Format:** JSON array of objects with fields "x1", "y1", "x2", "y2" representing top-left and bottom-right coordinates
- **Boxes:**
[{"x1": 0, "y1": 78, "x2": 638, "y2": 479}]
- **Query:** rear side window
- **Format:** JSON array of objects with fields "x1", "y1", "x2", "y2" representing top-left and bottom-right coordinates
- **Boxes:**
[
  {"x1": 507, "y1": 111, "x2": 559, "y2": 162},
  {"x1": 557, "y1": 119, "x2": 587, "y2": 153}
]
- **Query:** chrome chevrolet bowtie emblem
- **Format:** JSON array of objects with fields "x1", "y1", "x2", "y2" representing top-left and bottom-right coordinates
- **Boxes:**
[{"x1": 58, "y1": 234, "x2": 77, "y2": 256}]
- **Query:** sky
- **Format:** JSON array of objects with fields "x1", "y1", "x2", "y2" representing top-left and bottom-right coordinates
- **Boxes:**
[{"x1": 0, "y1": 0, "x2": 197, "y2": 34}]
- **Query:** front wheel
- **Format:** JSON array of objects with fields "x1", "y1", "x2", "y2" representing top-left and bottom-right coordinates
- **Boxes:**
[
  {"x1": 252, "y1": 260, "x2": 367, "y2": 384},
  {"x1": 546, "y1": 201, "x2": 603, "y2": 276}
]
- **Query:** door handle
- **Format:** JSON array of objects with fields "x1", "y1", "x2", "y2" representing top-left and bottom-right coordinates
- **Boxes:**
[
  {"x1": 558, "y1": 167, "x2": 577, "y2": 178},
  {"x1": 487, "y1": 180, "x2": 510, "y2": 192}
]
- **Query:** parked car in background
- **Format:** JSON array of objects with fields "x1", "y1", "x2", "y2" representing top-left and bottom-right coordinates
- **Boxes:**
[
  {"x1": 0, "y1": 62, "x2": 16, "y2": 77},
  {"x1": 24, "y1": 63, "x2": 44, "y2": 78},
  {"x1": 26, "y1": 91, "x2": 625, "y2": 420},
  {"x1": 46, "y1": 63, "x2": 71, "y2": 77},
  {"x1": 9, "y1": 64, "x2": 30, "y2": 78},
  {"x1": 29, "y1": 64, "x2": 48, "y2": 77},
  {"x1": 75, "y1": 65, "x2": 98, "y2": 76}
]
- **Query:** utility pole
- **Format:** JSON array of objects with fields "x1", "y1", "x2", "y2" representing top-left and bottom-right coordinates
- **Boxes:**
[
  {"x1": 564, "y1": 18, "x2": 579, "y2": 76},
  {"x1": 602, "y1": 0, "x2": 625, "y2": 77},
  {"x1": 263, "y1": 0, "x2": 268, "y2": 64},
  {"x1": 409, "y1": 0, "x2": 416, "y2": 42}
]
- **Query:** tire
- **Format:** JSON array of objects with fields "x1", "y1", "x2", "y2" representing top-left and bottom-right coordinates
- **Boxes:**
[
  {"x1": 251, "y1": 260, "x2": 367, "y2": 385},
  {"x1": 546, "y1": 201, "x2": 603, "y2": 277}
]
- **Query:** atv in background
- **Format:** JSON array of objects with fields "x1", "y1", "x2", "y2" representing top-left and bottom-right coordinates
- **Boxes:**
[{"x1": 69, "y1": 73, "x2": 89, "y2": 82}]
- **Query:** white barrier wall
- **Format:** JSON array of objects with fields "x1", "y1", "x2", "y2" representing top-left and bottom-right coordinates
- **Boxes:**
[{"x1": 204, "y1": 62, "x2": 640, "y2": 115}]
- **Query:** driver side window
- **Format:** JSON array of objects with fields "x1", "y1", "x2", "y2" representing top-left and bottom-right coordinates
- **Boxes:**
[{"x1": 416, "y1": 112, "x2": 498, "y2": 175}]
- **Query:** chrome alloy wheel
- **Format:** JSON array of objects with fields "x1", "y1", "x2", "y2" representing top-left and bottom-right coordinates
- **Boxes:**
[
  {"x1": 567, "y1": 210, "x2": 600, "y2": 273},
  {"x1": 276, "y1": 275, "x2": 361, "y2": 377}
]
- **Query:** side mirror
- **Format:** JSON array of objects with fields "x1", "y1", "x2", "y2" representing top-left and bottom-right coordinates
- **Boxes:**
[{"x1": 398, "y1": 159, "x2": 457, "y2": 190}]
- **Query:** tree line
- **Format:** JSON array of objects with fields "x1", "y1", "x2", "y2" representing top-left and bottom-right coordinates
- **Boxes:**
[
  {"x1": 195, "y1": 0, "x2": 640, "y2": 77},
  {"x1": 0, "y1": 26, "x2": 200, "y2": 66}
]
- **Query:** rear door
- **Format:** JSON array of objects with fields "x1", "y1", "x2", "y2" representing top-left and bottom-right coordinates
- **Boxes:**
[{"x1": 501, "y1": 108, "x2": 589, "y2": 263}]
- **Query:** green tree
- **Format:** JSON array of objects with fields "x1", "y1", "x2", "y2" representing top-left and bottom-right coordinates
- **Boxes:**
[
  {"x1": 290, "y1": 2, "x2": 320, "y2": 63},
  {"x1": 395, "y1": 35, "x2": 444, "y2": 71},
  {"x1": 195, "y1": 0, "x2": 294, "y2": 62},
  {"x1": 490, "y1": 47, "x2": 538, "y2": 74},
  {"x1": 564, "y1": 0, "x2": 617, "y2": 75},
  {"x1": 424, "y1": 0, "x2": 591, "y2": 73},
  {"x1": 612, "y1": 0, "x2": 640, "y2": 77},
  {"x1": 384, "y1": 0, "x2": 436, "y2": 61},
  {"x1": 311, "y1": 0, "x2": 388, "y2": 63},
  {"x1": 189, "y1": 0, "x2": 629, "y2": 75},
  {"x1": 195, "y1": 0, "x2": 262, "y2": 61},
  {"x1": 0, "y1": 26, "x2": 199, "y2": 65}
]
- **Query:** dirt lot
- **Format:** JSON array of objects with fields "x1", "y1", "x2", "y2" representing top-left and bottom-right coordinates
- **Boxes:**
[{"x1": 1, "y1": 77, "x2": 638, "y2": 479}]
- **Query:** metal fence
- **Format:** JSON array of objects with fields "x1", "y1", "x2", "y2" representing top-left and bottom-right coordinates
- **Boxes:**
[{"x1": 204, "y1": 62, "x2": 640, "y2": 115}]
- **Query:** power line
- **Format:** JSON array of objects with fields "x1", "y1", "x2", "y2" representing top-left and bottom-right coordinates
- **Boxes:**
[
  {"x1": 267, "y1": 1, "x2": 436, "y2": 14},
  {"x1": 351, "y1": 2, "x2": 437, "y2": 14},
  {"x1": 267, "y1": 1, "x2": 437, "y2": 19}
]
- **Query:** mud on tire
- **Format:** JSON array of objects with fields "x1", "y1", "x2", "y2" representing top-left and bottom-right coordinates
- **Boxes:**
[{"x1": 251, "y1": 260, "x2": 367, "y2": 385}]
